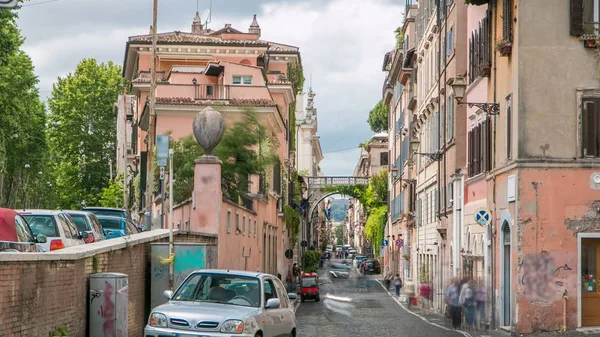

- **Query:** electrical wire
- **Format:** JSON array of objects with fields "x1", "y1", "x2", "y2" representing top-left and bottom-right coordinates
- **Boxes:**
[{"x1": 21, "y1": 0, "x2": 64, "y2": 7}]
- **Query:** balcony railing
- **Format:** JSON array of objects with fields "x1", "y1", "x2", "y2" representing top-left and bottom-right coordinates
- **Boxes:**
[{"x1": 193, "y1": 84, "x2": 230, "y2": 100}]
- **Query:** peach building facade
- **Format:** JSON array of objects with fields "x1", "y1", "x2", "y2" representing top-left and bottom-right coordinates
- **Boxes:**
[{"x1": 119, "y1": 13, "x2": 302, "y2": 278}]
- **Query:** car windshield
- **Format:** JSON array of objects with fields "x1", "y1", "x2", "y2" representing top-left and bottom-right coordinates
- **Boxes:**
[
  {"x1": 301, "y1": 276, "x2": 318, "y2": 287},
  {"x1": 172, "y1": 273, "x2": 261, "y2": 307},
  {"x1": 69, "y1": 214, "x2": 90, "y2": 232},
  {"x1": 22, "y1": 214, "x2": 59, "y2": 237},
  {"x1": 87, "y1": 209, "x2": 126, "y2": 219},
  {"x1": 366, "y1": 260, "x2": 379, "y2": 266},
  {"x1": 97, "y1": 217, "x2": 123, "y2": 230}
]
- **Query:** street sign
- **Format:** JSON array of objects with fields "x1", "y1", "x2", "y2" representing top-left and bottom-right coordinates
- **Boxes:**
[
  {"x1": 381, "y1": 239, "x2": 389, "y2": 247},
  {"x1": 159, "y1": 166, "x2": 165, "y2": 180},
  {"x1": 301, "y1": 240, "x2": 308, "y2": 247},
  {"x1": 395, "y1": 238, "x2": 404, "y2": 248},
  {"x1": 156, "y1": 135, "x2": 170, "y2": 167},
  {"x1": 366, "y1": 247, "x2": 372, "y2": 253},
  {"x1": 0, "y1": 0, "x2": 19, "y2": 9},
  {"x1": 285, "y1": 249, "x2": 293, "y2": 259},
  {"x1": 474, "y1": 208, "x2": 492, "y2": 226},
  {"x1": 380, "y1": 246, "x2": 385, "y2": 257}
]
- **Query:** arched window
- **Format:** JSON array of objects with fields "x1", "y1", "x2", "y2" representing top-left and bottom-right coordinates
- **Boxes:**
[{"x1": 240, "y1": 59, "x2": 252, "y2": 65}]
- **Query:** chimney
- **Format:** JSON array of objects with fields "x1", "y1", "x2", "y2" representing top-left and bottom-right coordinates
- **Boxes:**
[{"x1": 249, "y1": 14, "x2": 261, "y2": 38}]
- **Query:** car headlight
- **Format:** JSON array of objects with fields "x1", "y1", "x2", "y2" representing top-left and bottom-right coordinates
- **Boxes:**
[
  {"x1": 220, "y1": 319, "x2": 244, "y2": 334},
  {"x1": 149, "y1": 312, "x2": 168, "y2": 328}
]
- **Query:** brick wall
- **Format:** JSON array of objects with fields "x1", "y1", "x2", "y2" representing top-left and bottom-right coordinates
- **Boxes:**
[{"x1": 0, "y1": 230, "x2": 217, "y2": 337}]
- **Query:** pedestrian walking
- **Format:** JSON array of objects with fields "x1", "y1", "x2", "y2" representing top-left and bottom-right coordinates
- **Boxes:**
[
  {"x1": 384, "y1": 271, "x2": 392, "y2": 290},
  {"x1": 474, "y1": 280, "x2": 487, "y2": 330},
  {"x1": 459, "y1": 280, "x2": 476, "y2": 330},
  {"x1": 445, "y1": 278, "x2": 462, "y2": 330},
  {"x1": 393, "y1": 273, "x2": 403, "y2": 297}
]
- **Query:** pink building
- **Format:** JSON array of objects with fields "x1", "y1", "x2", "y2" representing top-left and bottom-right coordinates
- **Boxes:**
[{"x1": 120, "y1": 13, "x2": 302, "y2": 277}]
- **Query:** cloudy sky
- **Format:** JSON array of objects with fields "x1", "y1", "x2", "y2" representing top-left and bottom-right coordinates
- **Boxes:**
[{"x1": 16, "y1": 0, "x2": 403, "y2": 176}]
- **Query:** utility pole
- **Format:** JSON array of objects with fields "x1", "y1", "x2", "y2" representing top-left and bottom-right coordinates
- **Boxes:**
[
  {"x1": 168, "y1": 148, "x2": 174, "y2": 290},
  {"x1": 145, "y1": 0, "x2": 158, "y2": 230},
  {"x1": 122, "y1": 87, "x2": 128, "y2": 210}
]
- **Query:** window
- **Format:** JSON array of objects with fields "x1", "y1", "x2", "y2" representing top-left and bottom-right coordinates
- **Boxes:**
[
  {"x1": 447, "y1": 182, "x2": 454, "y2": 208},
  {"x1": 236, "y1": 213, "x2": 240, "y2": 234},
  {"x1": 227, "y1": 210, "x2": 232, "y2": 234},
  {"x1": 15, "y1": 215, "x2": 33, "y2": 242},
  {"x1": 254, "y1": 220, "x2": 257, "y2": 237},
  {"x1": 380, "y1": 152, "x2": 389, "y2": 166},
  {"x1": 571, "y1": 0, "x2": 600, "y2": 36},
  {"x1": 447, "y1": 94, "x2": 454, "y2": 141},
  {"x1": 446, "y1": 27, "x2": 454, "y2": 56},
  {"x1": 264, "y1": 279, "x2": 279, "y2": 307},
  {"x1": 433, "y1": 109, "x2": 439, "y2": 151},
  {"x1": 243, "y1": 215, "x2": 246, "y2": 235},
  {"x1": 468, "y1": 118, "x2": 492, "y2": 176},
  {"x1": 57, "y1": 214, "x2": 75, "y2": 239},
  {"x1": 232, "y1": 75, "x2": 252, "y2": 85},
  {"x1": 582, "y1": 97, "x2": 600, "y2": 157},
  {"x1": 502, "y1": 0, "x2": 513, "y2": 41},
  {"x1": 469, "y1": 10, "x2": 491, "y2": 82}
]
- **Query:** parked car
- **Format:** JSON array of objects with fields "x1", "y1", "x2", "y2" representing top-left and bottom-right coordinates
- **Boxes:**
[
  {"x1": 353, "y1": 255, "x2": 367, "y2": 268},
  {"x1": 363, "y1": 258, "x2": 381, "y2": 274},
  {"x1": 81, "y1": 207, "x2": 131, "y2": 221},
  {"x1": 64, "y1": 210, "x2": 106, "y2": 243},
  {"x1": 0, "y1": 208, "x2": 47, "y2": 252},
  {"x1": 96, "y1": 215, "x2": 140, "y2": 239},
  {"x1": 329, "y1": 263, "x2": 351, "y2": 279},
  {"x1": 18, "y1": 210, "x2": 88, "y2": 252},
  {"x1": 145, "y1": 269, "x2": 297, "y2": 337}
]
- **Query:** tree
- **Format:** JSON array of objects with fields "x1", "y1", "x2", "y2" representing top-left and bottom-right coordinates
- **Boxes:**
[
  {"x1": 334, "y1": 225, "x2": 344, "y2": 246},
  {"x1": 47, "y1": 59, "x2": 124, "y2": 209},
  {"x1": 163, "y1": 111, "x2": 279, "y2": 205},
  {"x1": 0, "y1": 8, "x2": 49, "y2": 209},
  {"x1": 367, "y1": 100, "x2": 388, "y2": 133},
  {"x1": 99, "y1": 174, "x2": 124, "y2": 208}
]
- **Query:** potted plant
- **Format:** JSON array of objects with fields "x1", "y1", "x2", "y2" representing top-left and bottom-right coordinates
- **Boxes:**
[
  {"x1": 49, "y1": 325, "x2": 69, "y2": 337},
  {"x1": 465, "y1": 0, "x2": 490, "y2": 5},
  {"x1": 496, "y1": 39, "x2": 512, "y2": 57}
]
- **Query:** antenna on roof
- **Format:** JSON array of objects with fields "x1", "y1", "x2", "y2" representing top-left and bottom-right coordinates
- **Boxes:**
[{"x1": 203, "y1": 0, "x2": 212, "y2": 30}]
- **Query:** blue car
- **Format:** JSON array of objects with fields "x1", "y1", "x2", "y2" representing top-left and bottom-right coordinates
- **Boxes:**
[{"x1": 96, "y1": 215, "x2": 140, "y2": 239}]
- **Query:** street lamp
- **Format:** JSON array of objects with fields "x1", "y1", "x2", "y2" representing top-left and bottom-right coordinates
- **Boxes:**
[
  {"x1": 409, "y1": 138, "x2": 443, "y2": 161},
  {"x1": 451, "y1": 76, "x2": 500, "y2": 115}
]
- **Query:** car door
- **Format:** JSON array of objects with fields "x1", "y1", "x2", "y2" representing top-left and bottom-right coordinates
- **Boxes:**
[
  {"x1": 14, "y1": 214, "x2": 36, "y2": 252},
  {"x1": 262, "y1": 278, "x2": 286, "y2": 337},
  {"x1": 88, "y1": 214, "x2": 106, "y2": 241},
  {"x1": 56, "y1": 214, "x2": 83, "y2": 247},
  {"x1": 273, "y1": 278, "x2": 295, "y2": 334}
]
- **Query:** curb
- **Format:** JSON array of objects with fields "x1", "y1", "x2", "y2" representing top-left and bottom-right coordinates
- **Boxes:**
[{"x1": 375, "y1": 279, "x2": 472, "y2": 337}]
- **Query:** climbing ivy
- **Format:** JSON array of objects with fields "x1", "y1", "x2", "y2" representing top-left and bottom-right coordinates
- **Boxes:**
[
  {"x1": 287, "y1": 61, "x2": 305, "y2": 95},
  {"x1": 303, "y1": 250, "x2": 321, "y2": 272},
  {"x1": 283, "y1": 205, "x2": 300, "y2": 246}
]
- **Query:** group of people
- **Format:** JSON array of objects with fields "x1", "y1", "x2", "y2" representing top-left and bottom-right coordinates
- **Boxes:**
[
  {"x1": 383, "y1": 270, "x2": 487, "y2": 331},
  {"x1": 444, "y1": 277, "x2": 487, "y2": 331}
]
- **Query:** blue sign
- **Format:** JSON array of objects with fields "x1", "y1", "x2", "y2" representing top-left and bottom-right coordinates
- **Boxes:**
[
  {"x1": 366, "y1": 247, "x2": 372, "y2": 253},
  {"x1": 395, "y1": 238, "x2": 404, "y2": 248},
  {"x1": 474, "y1": 208, "x2": 492, "y2": 226},
  {"x1": 156, "y1": 135, "x2": 170, "y2": 167},
  {"x1": 381, "y1": 239, "x2": 389, "y2": 247}
]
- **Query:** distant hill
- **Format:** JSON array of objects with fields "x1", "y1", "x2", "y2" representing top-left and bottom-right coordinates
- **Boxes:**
[{"x1": 329, "y1": 198, "x2": 349, "y2": 222}]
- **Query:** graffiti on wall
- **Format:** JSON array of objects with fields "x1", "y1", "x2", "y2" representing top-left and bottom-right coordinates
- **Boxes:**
[
  {"x1": 99, "y1": 281, "x2": 115, "y2": 337},
  {"x1": 519, "y1": 251, "x2": 573, "y2": 301},
  {"x1": 174, "y1": 246, "x2": 206, "y2": 285}
]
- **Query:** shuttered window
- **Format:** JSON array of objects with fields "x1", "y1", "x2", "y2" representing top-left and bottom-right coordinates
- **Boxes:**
[
  {"x1": 502, "y1": 0, "x2": 513, "y2": 41},
  {"x1": 468, "y1": 118, "x2": 493, "y2": 177},
  {"x1": 570, "y1": 0, "x2": 586, "y2": 35},
  {"x1": 469, "y1": 10, "x2": 491, "y2": 82},
  {"x1": 582, "y1": 97, "x2": 600, "y2": 158}
]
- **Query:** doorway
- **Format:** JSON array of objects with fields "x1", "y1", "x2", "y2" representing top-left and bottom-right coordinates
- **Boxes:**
[
  {"x1": 502, "y1": 221, "x2": 511, "y2": 327},
  {"x1": 581, "y1": 238, "x2": 600, "y2": 326}
]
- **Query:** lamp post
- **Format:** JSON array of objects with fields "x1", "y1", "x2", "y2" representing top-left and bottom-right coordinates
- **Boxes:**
[
  {"x1": 410, "y1": 137, "x2": 443, "y2": 161},
  {"x1": 450, "y1": 76, "x2": 500, "y2": 115}
]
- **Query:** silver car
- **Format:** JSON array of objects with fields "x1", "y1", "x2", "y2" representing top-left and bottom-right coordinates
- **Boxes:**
[{"x1": 145, "y1": 269, "x2": 297, "y2": 337}]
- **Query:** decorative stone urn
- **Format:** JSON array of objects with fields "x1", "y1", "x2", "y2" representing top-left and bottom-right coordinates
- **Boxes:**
[{"x1": 192, "y1": 106, "x2": 225, "y2": 155}]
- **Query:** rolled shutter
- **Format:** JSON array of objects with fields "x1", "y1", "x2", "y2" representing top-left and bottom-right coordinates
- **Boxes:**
[{"x1": 570, "y1": 0, "x2": 585, "y2": 36}]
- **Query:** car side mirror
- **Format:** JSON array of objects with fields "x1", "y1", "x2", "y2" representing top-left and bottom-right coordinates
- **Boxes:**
[
  {"x1": 80, "y1": 231, "x2": 89, "y2": 239},
  {"x1": 288, "y1": 293, "x2": 297, "y2": 300},
  {"x1": 35, "y1": 234, "x2": 47, "y2": 244},
  {"x1": 163, "y1": 290, "x2": 174, "y2": 300},
  {"x1": 265, "y1": 298, "x2": 280, "y2": 309}
]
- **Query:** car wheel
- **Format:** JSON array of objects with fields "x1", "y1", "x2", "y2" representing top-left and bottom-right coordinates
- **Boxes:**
[
  {"x1": 301, "y1": 296, "x2": 305, "y2": 303},
  {"x1": 254, "y1": 333, "x2": 263, "y2": 337},
  {"x1": 290, "y1": 328, "x2": 296, "y2": 337},
  {"x1": 315, "y1": 296, "x2": 320, "y2": 302}
]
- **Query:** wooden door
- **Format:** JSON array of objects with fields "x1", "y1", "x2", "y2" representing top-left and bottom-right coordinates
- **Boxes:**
[{"x1": 581, "y1": 239, "x2": 600, "y2": 326}]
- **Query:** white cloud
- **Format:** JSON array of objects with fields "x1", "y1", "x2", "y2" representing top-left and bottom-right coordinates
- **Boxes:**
[{"x1": 17, "y1": 0, "x2": 402, "y2": 176}]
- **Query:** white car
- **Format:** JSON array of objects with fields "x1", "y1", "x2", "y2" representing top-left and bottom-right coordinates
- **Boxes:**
[
  {"x1": 145, "y1": 269, "x2": 297, "y2": 337},
  {"x1": 19, "y1": 210, "x2": 88, "y2": 252}
]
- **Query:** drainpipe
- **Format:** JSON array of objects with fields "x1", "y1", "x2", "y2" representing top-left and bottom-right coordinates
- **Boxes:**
[{"x1": 491, "y1": 0, "x2": 498, "y2": 329}]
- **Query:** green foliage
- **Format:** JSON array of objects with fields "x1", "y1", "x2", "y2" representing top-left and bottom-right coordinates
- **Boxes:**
[
  {"x1": 420, "y1": 260, "x2": 431, "y2": 283},
  {"x1": 367, "y1": 100, "x2": 389, "y2": 133},
  {"x1": 165, "y1": 111, "x2": 278, "y2": 205},
  {"x1": 99, "y1": 174, "x2": 124, "y2": 208},
  {"x1": 49, "y1": 324, "x2": 69, "y2": 336},
  {"x1": 283, "y1": 205, "x2": 300, "y2": 246},
  {"x1": 334, "y1": 225, "x2": 344, "y2": 246},
  {"x1": 365, "y1": 205, "x2": 387, "y2": 257},
  {"x1": 0, "y1": 8, "x2": 50, "y2": 209},
  {"x1": 47, "y1": 58, "x2": 123, "y2": 209},
  {"x1": 303, "y1": 250, "x2": 321, "y2": 273},
  {"x1": 289, "y1": 102, "x2": 296, "y2": 152},
  {"x1": 394, "y1": 27, "x2": 405, "y2": 48},
  {"x1": 287, "y1": 61, "x2": 305, "y2": 95}
]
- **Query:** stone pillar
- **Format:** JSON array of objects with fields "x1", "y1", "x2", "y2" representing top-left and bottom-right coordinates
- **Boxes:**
[{"x1": 191, "y1": 106, "x2": 226, "y2": 235}]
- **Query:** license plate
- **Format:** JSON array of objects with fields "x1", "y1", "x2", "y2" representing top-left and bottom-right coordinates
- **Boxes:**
[{"x1": 175, "y1": 334, "x2": 208, "y2": 337}]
